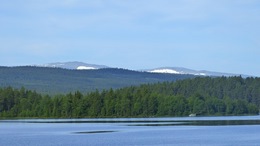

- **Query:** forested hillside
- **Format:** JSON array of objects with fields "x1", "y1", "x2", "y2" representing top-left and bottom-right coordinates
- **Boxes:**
[
  {"x1": 1, "y1": 76, "x2": 259, "y2": 118},
  {"x1": 0, "y1": 66, "x2": 193, "y2": 94}
]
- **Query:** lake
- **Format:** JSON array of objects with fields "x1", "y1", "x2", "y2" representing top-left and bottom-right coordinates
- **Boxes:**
[{"x1": 1, "y1": 116, "x2": 260, "y2": 146}]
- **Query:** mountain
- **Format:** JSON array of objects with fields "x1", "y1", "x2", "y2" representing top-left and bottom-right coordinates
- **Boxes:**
[
  {"x1": 0, "y1": 66, "x2": 194, "y2": 94},
  {"x1": 145, "y1": 67, "x2": 251, "y2": 78},
  {"x1": 35, "y1": 61, "x2": 252, "y2": 77},
  {"x1": 36, "y1": 61, "x2": 109, "y2": 70}
]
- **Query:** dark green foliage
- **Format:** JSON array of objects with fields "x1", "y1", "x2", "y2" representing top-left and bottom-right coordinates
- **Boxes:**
[
  {"x1": 0, "y1": 66, "x2": 194, "y2": 94},
  {"x1": 0, "y1": 76, "x2": 259, "y2": 118}
]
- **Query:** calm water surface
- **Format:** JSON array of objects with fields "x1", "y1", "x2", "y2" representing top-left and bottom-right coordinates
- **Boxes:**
[{"x1": 1, "y1": 116, "x2": 260, "y2": 146}]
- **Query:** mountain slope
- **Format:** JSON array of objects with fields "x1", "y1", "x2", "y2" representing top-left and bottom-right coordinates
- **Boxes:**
[
  {"x1": 37, "y1": 61, "x2": 109, "y2": 70},
  {"x1": 145, "y1": 67, "x2": 251, "y2": 77},
  {"x1": 0, "y1": 66, "x2": 194, "y2": 94}
]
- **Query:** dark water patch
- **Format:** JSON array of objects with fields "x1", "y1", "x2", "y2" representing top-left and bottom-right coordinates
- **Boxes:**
[
  {"x1": 127, "y1": 122, "x2": 188, "y2": 126},
  {"x1": 73, "y1": 131, "x2": 116, "y2": 134}
]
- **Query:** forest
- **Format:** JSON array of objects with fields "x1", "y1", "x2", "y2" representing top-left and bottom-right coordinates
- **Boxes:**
[{"x1": 0, "y1": 76, "x2": 260, "y2": 118}]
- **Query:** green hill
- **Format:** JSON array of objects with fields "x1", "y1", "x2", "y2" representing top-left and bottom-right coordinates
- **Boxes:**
[{"x1": 0, "y1": 66, "x2": 194, "y2": 94}]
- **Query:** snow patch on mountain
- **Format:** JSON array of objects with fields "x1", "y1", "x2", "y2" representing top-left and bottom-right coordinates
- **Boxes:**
[
  {"x1": 150, "y1": 69, "x2": 181, "y2": 74},
  {"x1": 147, "y1": 67, "x2": 200, "y2": 76},
  {"x1": 198, "y1": 73, "x2": 207, "y2": 76},
  {"x1": 147, "y1": 67, "x2": 236, "y2": 77},
  {"x1": 77, "y1": 66, "x2": 96, "y2": 70}
]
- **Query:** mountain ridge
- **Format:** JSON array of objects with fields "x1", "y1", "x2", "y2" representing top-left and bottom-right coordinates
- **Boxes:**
[
  {"x1": 145, "y1": 67, "x2": 252, "y2": 78},
  {"x1": 35, "y1": 61, "x2": 109, "y2": 70},
  {"x1": 33, "y1": 61, "x2": 253, "y2": 77}
]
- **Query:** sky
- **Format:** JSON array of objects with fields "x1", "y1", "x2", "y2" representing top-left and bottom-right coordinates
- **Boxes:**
[{"x1": 0, "y1": 0, "x2": 260, "y2": 76}]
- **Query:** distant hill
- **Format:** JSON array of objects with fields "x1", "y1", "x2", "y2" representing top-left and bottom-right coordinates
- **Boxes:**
[
  {"x1": 36, "y1": 61, "x2": 109, "y2": 70},
  {"x1": 145, "y1": 67, "x2": 252, "y2": 78},
  {"x1": 0, "y1": 66, "x2": 194, "y2": 94}
]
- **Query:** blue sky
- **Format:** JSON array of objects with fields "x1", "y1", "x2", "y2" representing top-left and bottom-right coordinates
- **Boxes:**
[{"x1": 0, "y1": 0, "x2": 260, "y2": 76}]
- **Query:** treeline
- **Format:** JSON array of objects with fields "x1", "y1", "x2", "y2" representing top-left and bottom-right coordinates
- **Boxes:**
[{"x1": 0, "y1": 76, "x2": 260, "y2": 118}]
